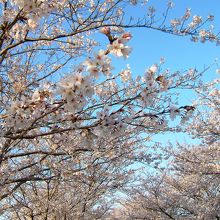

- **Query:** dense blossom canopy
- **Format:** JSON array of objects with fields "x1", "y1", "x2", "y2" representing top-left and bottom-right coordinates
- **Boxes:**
[{"x1": 0, "y1": 0, "x2": 219, "y2": 219}]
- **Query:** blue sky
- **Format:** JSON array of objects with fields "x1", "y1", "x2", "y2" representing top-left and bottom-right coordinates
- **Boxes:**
[
  {"x1": 124, "y1": 2, "x2": 218, "y2": 68},
  {"x1": 127, "y1": 0, "x2": 220, "y2": 80}
]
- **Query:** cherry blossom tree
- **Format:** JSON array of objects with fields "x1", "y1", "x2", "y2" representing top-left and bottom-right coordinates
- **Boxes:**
[
  {"x1": 0, "y1": 0, "x2": 219, "y2": 219},
  {"x1": 115, "y1": 79, "x2": 220, "y2": 220}
]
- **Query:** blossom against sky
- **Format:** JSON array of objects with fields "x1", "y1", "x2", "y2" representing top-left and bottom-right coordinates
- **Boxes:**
[
  {"x1": 126, "y1": 1, "x2": 220, "y2": 79},
  {"x1": 121, "y1": 1, "x2": 220, "y2": 146}
]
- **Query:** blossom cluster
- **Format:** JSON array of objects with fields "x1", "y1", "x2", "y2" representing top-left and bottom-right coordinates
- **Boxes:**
[
  {"x1": 84, "y1": 50, "x2": 113, "y2": 78},
  {"x1": 57, "y1": 72, "x2": 94, "y2": 112},
  {"x1": 108, "y1": 32, "x2": 132, "y2": 58},
  {"x1": 0, "y1": 0, "x2": 68, "y2": 41},
  {"x1": 169, "y1": 6, "x2": 217, "y2": 44},
  {"x1": 140, "y1": 64, "x2": 171, "y2": 106},
  {"x1": 94, "y1": 106, "x2": 125, "y2": 137}
]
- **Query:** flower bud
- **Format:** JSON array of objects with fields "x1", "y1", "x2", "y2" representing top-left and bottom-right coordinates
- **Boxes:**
[
  {"x1": 100, "y1": 27, "x2": 110, "y2": 35},
  {"x1": 121, "y1": 32, "x2": 132, "y2": 41}
]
